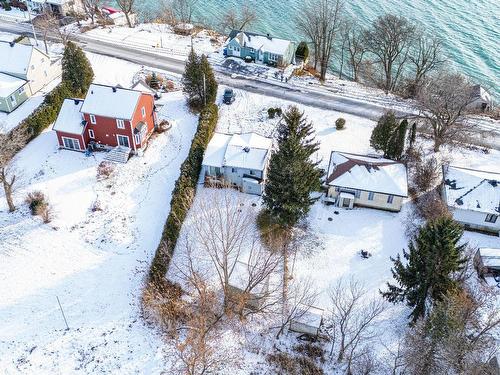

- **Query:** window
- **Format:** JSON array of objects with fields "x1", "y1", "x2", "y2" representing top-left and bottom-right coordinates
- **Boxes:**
[
  {"x1": 89, "y1": 114, "x2": 96, "y2": 124},
  {"x1": 88, "y1": 129, "x2": 95, "y2": 139},
  {"x1": 141, "y1": 107, "x2": 146, "y2": 118},
  {"x1": 355, "y1": 190, "x2": 361, "y2": 198},
  {"x1": 368, "y1": 192, "x2": 374, "y2": 201},
  {"x1": 387, "y1": 195, "x2": 394, "y2": 204},
  {"x1": 62, "y1": 137, "x2": 81, "y2": 150},
  {"x1": 135, "y1": 134, "x2": 141, "y2": 145},
  {"x1": 231, "y1": 168, "x2": 236, "y2": 173},
  {"x1": 10, "y1": 95, "x2": 16, "y2": 105},
  {"x1": 116, "y1": 119, "x2": 125, "y2": 129},
  {"x1": 18, "y1": 86, "x2": 24, "y2": 94},
  {"x1": 485, "y1": 214, "x2": 498, "y2": 223},
  {"x1": 249, "y1": 170, "x2": 255, "y2": 175}
]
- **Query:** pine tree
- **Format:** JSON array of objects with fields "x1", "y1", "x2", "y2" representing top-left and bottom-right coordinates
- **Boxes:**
[
  {"x1": 262, "y1": 106, "x2": 322, "y2": 228},
  {"x1": 182, "y1": 49, "x2": 218, "y2": 110},
  {"x1": 149, "y1": 72, "x2": 160, "y2": 89},
  {"x1": 62, "y1": 41, "x2": 94, "y2": 96},
  {"x1": 382, "y1": 216, "x2": 466, "y2": 322},
  {"x1": 370, "y1": 111, "x2": 407, "y2": 160}
]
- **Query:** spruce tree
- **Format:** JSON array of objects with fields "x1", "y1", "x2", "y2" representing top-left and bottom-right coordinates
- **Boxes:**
[
  {"x1": 149, "y1": 72, "x2": 160, "y2": 89},
  {"x1": 370, "y1": 111, "x2": 407, "y2": 160},
  {"x1": 262, "y1": 106, "x2": 322, "y2": 228},
  {"x1": 182, "y1": 49, "x2": 218, "y2": 110},
  {"x1": 62, "y1": 41, "x2": 94, "y2": 96},
  {"x1": 382, "y1": 216, "x2": 466, "y2": 322}
]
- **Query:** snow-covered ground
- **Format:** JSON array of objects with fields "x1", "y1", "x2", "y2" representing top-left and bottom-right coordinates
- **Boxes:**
[
  {"x1": 0, "y1": 52, "x2": 197, "y2": 372},
  {"x1": 81, "y1": 23, "x2": 223, "y2": 61},
  {"x1": 165, "y1": 88, "x2": 500, "y2": 374},
  {"x1": 0, "y1": 7, "x2": 32, "y2": 22}
]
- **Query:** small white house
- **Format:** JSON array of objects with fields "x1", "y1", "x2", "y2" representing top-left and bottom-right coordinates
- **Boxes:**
[
  {"x1": 202, "y1": 132, "x2": 273, "y2": 195},
  {"x1": 324, "y1": 151, "x2": 408, "y2": 212},
  {"x1": 468, "y1": 85, "x2": 493, "y2": 112},
  {"x1": 442, "y1": 165, "x2": 500, "y2": 235},
  {"x1": 289, "y1": 304, "x2": 325, "y2": 338}
]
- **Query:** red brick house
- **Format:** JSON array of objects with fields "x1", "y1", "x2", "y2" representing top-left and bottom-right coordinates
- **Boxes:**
[{"x1": 52, "y1": 84, "x2": 157, "y2": 152}]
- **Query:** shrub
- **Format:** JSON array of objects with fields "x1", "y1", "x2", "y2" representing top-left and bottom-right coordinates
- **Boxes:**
[
  {"x1": 90, "y1": 200, "x2": 102, "y2": 212},
  {"x1": 295, "y1": 41, "x2": 310, "y2": 60},
  {"x1": 275, "y1": 107, "x2": 283, "y2": 117},
  {"x1": 294, "y1": 343, "x2": 325, "y2": 363},
  {"x1": 413, "y1": 156, "x2": 439, "y2": 193},
  {"x1": 335, "y1": 117, "x2": 346, "y2": 130},
  {"x1": 37, "y1": 203, "x2": 53, "y2": 223},
  {"x1": 3, "y1": 2, "x2": 12, "y2": 11},
  {"x1": 268, "y1": 107, "x2": 276, "y2": 119},
  {"x1": 149, "y1": 104, "x2": 219, "y2": 283},
  {"x1": 25, "y1": 191, "x2": 47, "y2": 215},
  {"x1": 416, "y1": 190, "x2": 450, "y2": 222},
  {"x1": 164, "y1": 80, "x2": 175, "y2": 92},
  {"x1": 97, "y1": 161, "x2": 115, "y2": 180},
  {"x1": 267, "y1": 352, "x2": 324, "y2": 375}
]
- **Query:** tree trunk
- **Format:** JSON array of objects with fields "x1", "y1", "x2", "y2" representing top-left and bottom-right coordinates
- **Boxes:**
[
  {"x1": 124, "y1": 12, "x2": 132, "y2": 28},
  {"x1": 2, "y1": 174, "x2": 15, "y2": 212}
]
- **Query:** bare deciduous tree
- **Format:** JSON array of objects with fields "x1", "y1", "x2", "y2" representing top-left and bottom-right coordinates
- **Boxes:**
[
  {"x1": 417, "y1": 71, "x2": 476, "y2": 151},
  {"x1": 407, "y1": 31, "x2": 444, "y2": 96},
  {"x1": 82, "y1": 0, "x2": 102, "y2": 24},
  {"x1": 170, "y1": 0, "x2": 199, "y2": 24},
  {"x1": 328, "y1": 278, "x2": 387, "y2": 374},
  {"x1": 364, "y1": 14, "x2": 415, "y2": 93},
  {"x1": 116, "y1": 0, "x2": 135, "y2": 28},
  {"x1": 343, "y1": 22, "x2": 367, "y2": 82},
  {"x1": 36, "y1": 10, "x2": 59, "y2": 54},
  {"x1": 297, "y1": 0, "x2": 344, "y2": 81},
  {"x1": 221, "y1": 6, "x2": 256, "y2": 33},
  {"x1": 0, "y1": 130, "x2": 27, "y2": 212},
  {"x1": 275, "y1": 277, "x2": 319, "y2": 339}
]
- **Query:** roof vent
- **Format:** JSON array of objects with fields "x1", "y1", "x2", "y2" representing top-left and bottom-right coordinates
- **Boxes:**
[
  {"x1": 243, "y1": 146, "x2": 250, "y2": 153},
  {"x1": 74, "y1": 99, "x2": 80, "y2": 105},
  {"x1": 91, "y1": 90, "x2": 94, "y2": 94},
  {"x1": 266, "y1": 33, "x2": 271, "y2": 40},
  {"x1": 455, "y1": 198, "x2": 463, "y2": 206},
  {"x1": 489, "y1": 180, "x2": 498, "y2": 187},
  {"x1": 112, "y1": 87, "x2": 117, "y2": 93}
]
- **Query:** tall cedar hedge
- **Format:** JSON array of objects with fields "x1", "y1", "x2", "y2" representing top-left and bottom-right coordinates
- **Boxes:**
[{"x1": 149, "y1": 104, "x2": 219, "y2": 283}]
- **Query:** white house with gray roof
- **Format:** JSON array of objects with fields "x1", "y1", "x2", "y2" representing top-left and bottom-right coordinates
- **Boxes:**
[
  {"x1": 202, "y1": 132, "x2": 273, "y2": 195},
  {"x1": 442, "y1": 165, "x2": 500, "y2": 235}
]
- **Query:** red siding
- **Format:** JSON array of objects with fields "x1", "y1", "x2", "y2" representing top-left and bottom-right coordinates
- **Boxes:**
[
  {"x1": 81, "y1": 93, "x2": 156, "y2": 150},
  {"x1": 55, "y1": 130, "x2": 86, "y2": 151}
]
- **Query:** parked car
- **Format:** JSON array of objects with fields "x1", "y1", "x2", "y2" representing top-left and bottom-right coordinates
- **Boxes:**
[{"x1": 223, "y1": 88, "x2": 235, "y2": 104}]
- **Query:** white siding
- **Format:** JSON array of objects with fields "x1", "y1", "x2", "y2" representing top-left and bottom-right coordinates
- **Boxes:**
[
  {"x1": 327, "y1": 186, "x2": 404, "y2": 212},
  {"x1": 451, "y1": 208, "x2": 500, "y2": 234}
]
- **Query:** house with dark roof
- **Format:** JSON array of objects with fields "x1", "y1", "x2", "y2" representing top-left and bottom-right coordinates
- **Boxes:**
[
  {"x1": 442, "y1": 165, "x2": 500, "y2": 235},
  {"x1": 225, "y1": 30, "x2": 295, "y2": 66},
  {"x1": 325, "y1": 151, "x2": 408, "y2": 212}
]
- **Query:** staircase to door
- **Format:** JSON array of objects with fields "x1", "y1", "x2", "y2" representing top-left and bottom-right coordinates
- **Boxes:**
[{"x1": 104, "y1": 146, "x2": 131, "y2": 164}]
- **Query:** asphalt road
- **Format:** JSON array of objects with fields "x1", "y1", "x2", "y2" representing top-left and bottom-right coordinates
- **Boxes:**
[{"x1": 1, "y1": 19, "x2": 499, "y2": 149}]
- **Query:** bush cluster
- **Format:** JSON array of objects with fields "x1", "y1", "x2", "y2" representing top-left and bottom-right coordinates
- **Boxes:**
[
  {"x1": 25, "y1": 191, "x2": 53, "y2": 223},
  {"x1": 335, "y1": 117, "x2": 346, "y2": 130},
  {"x1": 149, "y1": 104, "x2": 219, "y2": 283},
  {"x1": 267, "y1": 107, "x2": 282, "y2": 119}
]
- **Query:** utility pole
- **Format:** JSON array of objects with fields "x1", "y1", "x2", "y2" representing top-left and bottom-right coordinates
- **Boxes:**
[
  {"x1": 56, "y1": 296, "x2": 70, "y2": 331},
  {"x1": 24, "y1": 0, "x2": 39, "y2": 46}
]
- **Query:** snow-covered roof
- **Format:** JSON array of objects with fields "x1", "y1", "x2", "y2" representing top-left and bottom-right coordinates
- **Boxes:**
[
  {"x1": 131, "y1": 80, "x2": 156, "y2": 95},
  {"x1": 229, "y1": 260, "x2": 268, "y2": 294},
  {"x1": 0, "y1": 41, "x2": 40, "y2": 76},
  {"x1": 52, "y1": 98, "x2": 85, "y2": 135},
  {"x1": 326, "y1": 151, "x2": 408, "y2": 197},
  {"x1": 0, "y1": 73, "x2": 27, "y2": 97},
  {"x1": 477, "y1": 248, "x2": 500, "y2": 269},
  {"x1": 293, "y1": 305, "x2": 324, "y2": 328},
  {"x1": 229, "y1": 30, "x2": 292, "y2": 56},
  {"x1": 443, "y1": 166, "x2": 500, "y2": 215},
  {"x1": 203, "y1": 132, "x2": 272, "y2": 171},
  {"x1": 80, "y1": 84, "x2": 143, "y2": 120}
]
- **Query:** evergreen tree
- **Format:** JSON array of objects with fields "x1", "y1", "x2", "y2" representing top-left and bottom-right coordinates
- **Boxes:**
[
  {"x1": 408, "y1": 121, "x2": 417, "y2": 150},
  {"x1": 62, "y1": 41, "x2": 94, "y2": 96},
  {"x1": 295, "y1": 41, "x2": 309, "y2": 60},
  {"x1": 262, "y1": 106, "x2": 322, "y2": 228},
  {"x1": 382, "y1": 216, "x2": 466, "y2": 322},
  {"x1": 182, "y1": 49, "x2": 218, "y2": 110},
  {"x1": 370, "y1": 111, "x2": 407, "y2": 160},
  {"x1": 149, "y1": 72, "x2": 160, "y2": 89}
]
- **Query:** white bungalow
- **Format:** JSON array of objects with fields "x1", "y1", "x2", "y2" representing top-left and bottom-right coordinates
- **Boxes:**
[
  {"x1": 442, "y1": 165, "x2": 500, "y2": 235},
  {"x1": 324, "y1": 151, "x2": 408, "y2": 212},
  {"x1": 202, "y1": 132, "x2": 273, "y2": 195}
]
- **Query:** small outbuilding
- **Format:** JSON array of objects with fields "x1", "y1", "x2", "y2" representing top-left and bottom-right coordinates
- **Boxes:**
[
  {"x1": 289, "y1": 305, "x2": 325, "y2": 338},
  {"x1": 474, "y1": 248, "x2": 500, "y2": 285},
  {"x1": 227, "y1": 260, "x2": 271, "y2": 311}
]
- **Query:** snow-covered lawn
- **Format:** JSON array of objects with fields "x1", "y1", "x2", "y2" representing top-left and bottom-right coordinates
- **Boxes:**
[
  {"x1": 81, "y1": 23, "x2": 223, "y2": 60},
  {"x1": 0, "y1": 90, "x2": 198, "y2": 373}
]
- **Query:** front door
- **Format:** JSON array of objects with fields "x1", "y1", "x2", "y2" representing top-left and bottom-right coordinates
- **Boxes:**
[
  {"x1": 117, "y1": 135, "x2": 130, "y2": 148},
  {"x1": 342, "y1": 198, "x2": 351, "y2": 208}
]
